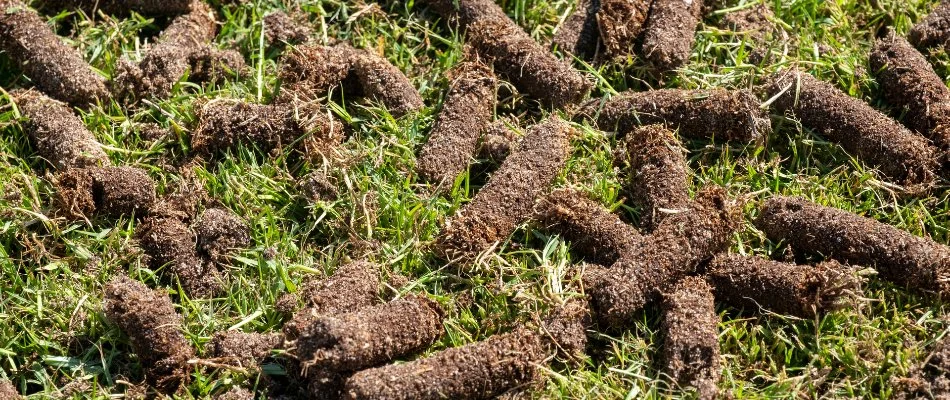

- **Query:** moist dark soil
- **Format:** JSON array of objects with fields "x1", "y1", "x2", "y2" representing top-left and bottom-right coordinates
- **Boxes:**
[
  {"x1": 195, "y1": 207, "x2": 250, "y2": 263},
  {"x1": 660, "y1": 276, "x2": 719, "y2": 400},
  {"x1": 37, "y1": 0, "x2": 192, "y2": 16},
  {"x1": 894, "y1": 336, "x2": 950, "y2": 399},
  {"x1": 541, "y1": 299, "x2": 591, "y2": 361},
  {"x1": 283, "y1": 260, "x2": 381, "y2": 339},
  {"x1": 350, "y1": 48, "x2": 425, "y2": 117},
  {"x1": 576, "y1": 88, "x2": 771, "y2": 142},
  {"x1": 54, "y1": 166, "x2": 156, "y2": 219},
  {"x1": 417, "y1": 62, "x2": 496, "y2": 183},
  {"x1": 551, "y1": 0, "x2": 600, "y2": 60},
  {"x1": 215, "y1": 386, "x2": 254, "y2": 400},
  {"x1": 763, "y1": 69, "x2": 938, "y2": 190},
  {"x1": 0, "y1": 379, "x2": 18, "y2": 399},
  {"x1": 533, "y1": 187, "x2": 643, "y2": 265},
  {"x1": 421, "y1": 0, "x2": 510, "y2": 32},
  {"x1": 909, "y1": 1, "x2": 950, "y2": 51},
  {"x1": 640, "y1": 0, "x2": 704, "y2": 72},
  {"x1": 755, "y1": 196, "x2": 950, "y2": 297},
  {"x1": 720, "y1": 3, "x2": 781, "y2": 64},
  {"x1": 475, "y1": 118, "x2": 520, "y2": 163},
  {"x1": 0, "y1": 0, "x2": 109, "y2": 107},
  {"x1": 596, "y1": 0, "x2": 651, "y2": 60},
  {"x1": 206, "y1": 331, "x2": 284, "y2": 369},
  {"x1": 13, "y1": 90, "x2": 109, "y2": 170},
  {"x1": 342, "y1": 327, "x2": 545, "y2": 400},
  {"x1": 467, "y1": 18, "x2": 592, "y2": 109},
  {"x1": 264, "y1": 11, "x2": 313, "y2": 46},
  {"x1": 619, "y1": 124, "x2": 689, "y2": 231},
  {"x1": 584, "y1": 186, "x2": 739, "y2": 328},
  {"x1": 137, "y1": 216, "x2": 223, "y2": 297},
  {"x1": 297, "y1": 171, "x2": 339, "y2": 202},
  {"x1": 435, "y1": 117, "x2": 572, "y2": 261},
  {"x1": 277, "y1": 43, "x2": 355, "y2": 103},
  {"x1": 103, "y1": 275, "x2": 194, "y2": 394}
]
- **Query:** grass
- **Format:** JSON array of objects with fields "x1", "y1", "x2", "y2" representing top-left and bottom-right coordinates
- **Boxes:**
[{"x1": 2, "y1": 0, "x2": 950, "y2": 398}]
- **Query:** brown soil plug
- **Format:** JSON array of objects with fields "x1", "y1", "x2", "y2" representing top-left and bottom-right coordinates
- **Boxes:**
[
  {"x1": 37, "y1": 0, "x2": 192, "y2": 16},
  {"x1": 104, "y1": 275, "x2": 194, "y2": 394},
  {"x1": 620, "y1": 124, "x2": 689, "y2": 231},
  {"x1": 195, "y1": 207, "x2": 251, "y2": 263},
  {"x1": 137, "y1": 216, "x2": 222, "y2": 298},
  {"x1": 420, "y1": 0, "x2": 510, "y2": 32},
  {"x1": 755, "y1": 196, "x2": 950, "y2": 297},
  {"x1": 54, "y1": 166, "x2": 157, "y2": 219},
  {"x1": 0, "y1": 379, "x2": 19, "y2": 399},
  {"x1": 206, "y1": 331, "x2": 284, "y2": 369},
  {"x1": 541, "y1": 299, "x2": 592, "y2": 360},
  {"x1": 264, "y1": 11, "x2": 313, "y2": 46},
  {"x1": 596, "y1": 0, "x2": 652, "y2": 60},
  {"x1": 720, "y1": 3, "x2": 783, "y2": 64},
  {"x1": 475, "y1": 118, "x2": 520, "y2": 163},
  {"x1": 13, "y1": 89, "x2": 109, "y2": 170},
  {"x1": 0, "y1": 0, "x2": 109, "y2": 107},
  {"x1": 551, "y1": 0, "x2": 601, "y2": 60},
  {"x1": 283, "y1": 260, "x2": 381, "y2": 340},
  {"x1": 350, "y1": 49, "x2": 425, "y2": 117},
  {"x1": 640, "y1": 0, "x2": 704, "y2": 72},
  {"x1": 277, "y1": 42, "x2": 355, "y2": 103},
  {"x1": 660, "y1": 276, "x2": 720, "y2": 400},
  {"x1": 894, "y1": 335, "x2": 950, "y2": 399},
  {"x1": 909, "y1": 1, "x2": 950, "y2": 52}
]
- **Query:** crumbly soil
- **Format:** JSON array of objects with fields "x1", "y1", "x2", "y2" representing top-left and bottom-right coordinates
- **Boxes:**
[
  {"x1": 435, "y1": 117, "x2": 572, "y2": 260},
  {"x1": 584, "y1": 186, "x2": 739, "y2": 328},
  {"x1": 421, "y1": 0, "x2": 510, "y2": 32},
  {"x1": 283, "y1": 260, "x2": 381, "y2": 339},
  {"x1": 13, "y1": 90, "x2": 109, "y2": 170},
  {"x1": 533, "y1": 187, "x2": 643, "y2": 265},
  {"x1": 350, "y1": 48, "x2": 425, "y2": 117},
  {"x1": 264, "y1": 11, "x2": 313, "y2": 46},
  {"x1": 660, "y1": 276, "x2": 720, "y2": 400},
  {"x1": 705, "y1": 254, "x2": 859, "y2": 318},
  {"x1": 298, "y1": 171, "x2": 339, "y2": 203},
  {"x1": 575, "y1": 88, "x2": 772, "y2": 142},
  {"x1": 54, "y1": 166, "x2": 157, "y2": 219},
  {"x1": 894, "y1": 336, "x2": 950, "y2": 399},
  {"x1": 277, "y1": 43, "x2": 355, "y2": 103},
  {"x1": 37, "y1": 0, "x2": 192, "y2": 16},
  {"x1": 215, "y1": 386, "x2": 254, "y2": 400},
  {"x1": 475, "y1": 118, "x2": 520, "y2": 163},
  {"x1": 619, "y1": 124, "x2": 689, "y2": 231},
  {"x1": 195, "y1": 207, "x2": 250, "y2": 263},
  {"x1": 720, "y1": 3, "x2": 782, "y2": 64},
  {"x1": 541, "y1": 299, "x2": 591, "y2": 361},
  {"x1": 755, "y1": 196, "x2": 950, "y2": 297},
  {"x1": 206, "y1": 331, "x2": 284, "y2": 369},
  {"x1": 909, "y1": 1, "x2": 950, "y2": 51},
  {"x1": 137, "y1": 216, "x2": 222, "y2": 297},
  {"x1": 342, "y1": 327, "x2": 545, "y2": 400},
  {"x1": 417, "y1": 62, "x2": 496, "y2": 183},
  {"x1": 0, "y1": 379, "x2": 18, "y2": 399},
  {"x1": 187, "y1": 47, "x2": 247, "y2": 84},
  {"x1": 296, "y1": 296, "x2": 444, "y2": 373},
  {"x1": 103, "y1": 275, "x2": 194, "y2": 394},
  {"x1": 0, "y1": 1, "x2": 109, "y2": 107},
  {"x1": 596, "y1": 0, "x2": 651, "y2": 60},
  {"x1": 763, "y1": 69, "x2": 938, "y2": 190},
  {"x1": 640, "y1": 0, "x2": 704, "y2": 72},
  {"x1": 467, "y1": 18, "x2": 592, "y2": 109},
  {"x1": 551, "y1": 0, "x2": 601, "y2": 60}
]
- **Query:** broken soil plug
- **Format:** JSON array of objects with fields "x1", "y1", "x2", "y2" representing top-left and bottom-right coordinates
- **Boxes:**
[
  {"x1": 909, "y1": 1, "x2": 950, "y2": 52},
  {"x1": 660, "y1": 276, "x2": 720, "y2": 400},
  {"x1": 640, "y1": 0, "x2": 705, "y2": 72},
  {"x1": 596, "y1": 0, "x2": 652, "y2": 60},
  {"x1": 282, "y1": 260, "x2": 381, "y2": 340},
  {"x1": 14, "y1": 89, "x2": 109, "y2": 170},
  {"x1": 551, "y1": 0, "x2": 600, "y2": 60},
  {"x1": 619, "y1": 124, "x2": 689, "y2": 231},
  {"x1": 54, "y1": 166, "x2": 157, "y2": 219},
  {"x1": 206, "y1": 331, "x2": 284, "y2": 370}
]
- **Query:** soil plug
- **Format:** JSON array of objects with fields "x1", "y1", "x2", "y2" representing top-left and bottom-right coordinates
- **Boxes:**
[
  {"x1": 660, "y1": 276, "x2": 720, "y2": 400},
  {"x1": 619, "y1": 124, "x2": 689, "y2": 231},
  {"x1": 640, "y1": 0, "x2": 704, "y2": 71}
]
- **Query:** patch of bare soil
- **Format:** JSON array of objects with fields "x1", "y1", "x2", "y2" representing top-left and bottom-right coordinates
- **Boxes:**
[
  {"x1": 0, "y1": 379, "x2": 19, "y2": 399},
  {"x1": 619, "y1": 124, "x2": 689, "y2": 231},
  {"x1": 576, "y1": 88, "x2": 771, "y2": 142},
  {"x1": 417, "y1": 62, "x2": 496, "y2": 183},
  {"x1": 551, "y1": 0, "x2": 600, "y2": 60},
  {"x1": 660, "y1": 276, "x2": 719, "y2": 400},
  {"x1": 475, "y1": 118, "x2": 519, "y2": 163},
  {"x1": 104, "y1": 275, "x2": 194, "y2": 394},
  {"x1": 283, "y1": 261, "x2": 381, "y2": 340},
  {"x1": 37, "y1": 0, "x2": 192, "y2": 16},
  {"x1": 277, "y1": 42, "x2": 355, "y2": 103},
  {"x1": 351, "y1": 49, "x2": 425, "y2": 117},
  {"x1": 54, "y1": 166, "x2": 156, "y2": 219},
  {"x1": 541, "y1": 299, "x2": 591, "y2": 361},
  {"x1": 264, "y1": 11, "x2": 313, "y2": 46},
  {"x1": 421, "y1": 0, "x2": 510, "y2": 31},
  {"x1": 720, "y1": 3, "x2": 785, "y2": 64},
  {"x1": 755, "y1": 196, "x2": 950, "y2": 297},
  {"x1": 13, "y1": 89, "x2": 109, "y2": 170},
  {"x1": 763, "y1": 69, "x2": 937, "y2": 190},
  {"x1": 206, "y1": 331, "x2": 283, "y2": 370},
  {"x1": 195, "y1": 207, "x2": 251, "y2": 263},
  {"x1": 596, "y1": 0, "x2": 651, "y2": 60},
  {"x1": 894, "y1": 336, "x2": 950, "y2": 399},
  {"x1": 640, "y1": 0, "x2": 704, "y2": 72},
  {"x1": 909, "y1": 1, "x2": 950, "y2": 51}
]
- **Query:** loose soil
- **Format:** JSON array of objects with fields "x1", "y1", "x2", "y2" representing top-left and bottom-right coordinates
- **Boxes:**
[
  {"x1": 103, "y1": 275, "x2": 194, "y2": 394},
  {"x1": 755, "y1": 196, "x2": 950, "y2": 297},
  {"x1": 763, "y1": 69, "x2": 938, "y2": 189},
  {"x1": 54, "y1": 166, "x2": 156, "y2": 219},
  {"x1": 417, "y1": 62, "x2": 497, "y2": 183},
  {"x1": 297, "y1": 171, "x2": 339, "y2": 202},
  {"x1": 660, "y1": 276, "x2": 719, "y2": 400},
  {"x1": 264, "y1": 11, "x2": 313, "y2": 46},
  {"x1": 475, "y1": 118, "x2": 519, "y2": 163},
  {"x1": 195, "y1": 207, "x2": 251, "y2": 263},
  {"x1": 350, "y1": 48, "x2": 425, "y2": 117},
  {"x1": 0, "y1": 379, "x2": 18, "y2": 399},
  {"x1": 541, "y1": 299, "x2": 592, "y2": 361},
  {"x1": 13, "y1": 90, "x2": 109, "y2": 170},
  {"x1": 37, "y1": 0, "x2": 192, "y2": 16},
  {"x1": 0, "y1": 0, "x2": 109, "y2": 107},
  {"x1": 596, "y1": 0, "x2": 652, "y2": 60},
  {"x1": 894, "y1": 336, "x2": 950, "y2": 399},
  {"x1": 421, "y1": 0, "x2": 510, "y2": 32},
  {"x1": 551, "y1": 0, "x2": 601, "y2": 60},
  {"x1": 215, "y1": 386, "x2": 254, "y2": 400},
  {"x1": 909, "y1": 1, "x2": 950, "y2": 51},
  {"x1": 640, "y1": 0, "x2": 705, "y2": 72},
  {"x1": 137, "y1": 216, "x2": 223, "y2": 298},
  {"x1": 576, "y1": 88, "x2": 771, "y2": 142},
  {"x1": 283, "y1": 260, "x2": 381, "y2": 339},
  {"x1": 435, "y1": 117, "x2": 572, "y2": 261},
  {"x1": 342, "y1": 327, "x2": 546, "y2": 400},
  {"x1": 206, "y1": 331, "x2": 284, "y2": 369},
  {"x1": 533, "y1": 187, "x2": 643, "y2": 266},
  {"x1": 619, "y1": 124, "x2": 689, "y2": 231},
  {"x1": 277, "y1": 42, "x2": 355, "y2": 103}
]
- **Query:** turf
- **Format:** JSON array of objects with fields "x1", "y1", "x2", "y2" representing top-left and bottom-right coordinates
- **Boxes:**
[{"x1": 1, "y1": 0, "x2": 950, "y2": 398}]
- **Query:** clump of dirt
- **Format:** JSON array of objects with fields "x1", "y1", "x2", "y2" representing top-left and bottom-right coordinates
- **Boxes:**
[
  {"x1": 640, "y1": 0, "x2": 704, "y2": 72},
  {"x1": 551, "y1": 0, "x2": 600, "y2": 60},
  {"x1": 350, "y1": 49, "x2": 425, "y2": 117},
  {"x1": 894, "y1": 336, "x2": 950, "y2": 399},
  {"x1": 37, "y1": 0, "x2": 192, "y2": 16},
  {"x1": 585, "y1": 186, "x2": 739, "y2": 327},
  {"x1": 417, "y1": 62, "x2": 497, "y2": 183},
  {"x1": 206, "y1": 331, "x2": 283, "y2": 369},
  {"x1": 0, "y1": 379, "x2": 19, "y2": 399},
  {"x1": 54, "y1": 166, "x2": 157, "y2": 219},
  {"x1": 13, "y1": 90, "x2": 109, "y2": 170},
  {"x1": 195, "y1": 207, "x2": 250, "y2": 263},
  {"x1": 720, "y1": 3, "x2": 784, "y2": 64},
  {"x1": 619, "y1": 124, "x2": 689, "y2": 231},
  {"x1": 755, "y1": 196, "x2": 950, "y2": 297},
  {"x1": 187, "y1": 47, "x2": 247, "y2": 84},
  {"x1": 596, "y1": 0, "x2": 651, "y2": 60},
  {"x1": 534, "y1": 187, "x2": 643, "y2": 265},
  {"x1": 763, "y1": 69, "x2": 938, "y2": 189},
  {"x1": 909, "y1": 1, "x2": 950, "y2": 51},
  {"x1": 660, "y1": 276, "x2": 719, "y2": 400},
  {"x1": 298, "y1": 171, "x2": 339, "y2": 202},
  {"x1": 277, "y1": 42, "x2": 355, "y2": 103},
  {"x1": 436, "y1": 117, "x2": 572, "y2": 260},
  {"x1": 283, "y1": 261, "x2": 381, "y2": 339},
  {"x1": 576, "y1": 88, "x2": 771, "y2": 142},
  {"x1": 541, "y1": 299, "x2": 591, "y2": 360},
  {"x1": 103, "y1": 275, "x2": 194, "y2": 394},
  {"x1": 421, "y1": 0, "x2": 510, "y2": 31},
  {"x1": 215, "y1": 386, "x2": 254, "y2": 400},
  {"x1": 475, "y1": 118, "x2": 520, "y2": 163},
  {"x1": 705, "y1": 254, "x2": 859, "y2": 318},
  {"x1": 0, "y1": 0, "x2": 109, "y2": 107},
  {"x1": 342, "y1": 327, "x2": 546, "y2": 400},
  {"x1": 264, "y1": 11, "x2": 313, "y2": 46}
]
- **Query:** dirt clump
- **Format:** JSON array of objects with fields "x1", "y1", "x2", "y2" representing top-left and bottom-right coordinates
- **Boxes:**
[
  {"x1": 894, "y1": 336, "x2": 950, "y2": 399},
  {"x1": 660, "y1": 276, "x2": 720, "y2": 400},
  {"x1": 541, "y1": 299, "x2": 591, "y2": 360},
  {"x1": 436, "y1": 117, "x2": 572, "y2": 260},
  {"x1": 552, "y1": 0, "x2": 601, "y2": 60},
  {"x1": 137, "y1": 216, "x2": 222, "y2": 298},
  {"x1": 421, "y1": 0, "x2": 510, "y2": 31},
  {"x1": 195, "y1": 207, "x2": 250, "y2": 263},
  {"x1": 534, "y1": 187, "x2": 643, "y2": 265},
  {"x1": 596, "y1": 0, "x2": 652, "y2": 60},
  {"x1": 103, "y1": 275, "x2": 194, "y2": 394},
  {"x1": 206, "y1": 331, "x2": 284, "y2": 369},
  {"x1": 264, "y1": 11, "x2": 313, "y2": 46},
  {"x1": 721, "y1": 3, "x2": 784, "y2": 64},
  {"x1": 909, "y1": 1, "x2": 950, "y2": 51},
  {"x1": 283, "y1": 260, "x2": 381, "y2": 339},
  {"x1": 342, "y1": 327, "x2": 546, "y2": 400},
  {"x1": 13, "y1": 90, "x2": 109, "y2": 170},
  {"x1": 417, "y1": 62, "x2": 497, "y2": 183},
  {"x1": 640, "y1": 0, "x2": 704, "y2": 72},
  {"x1": 763, "y1": 69, "x2": 937, "y2": 189},
  {"x1": 620, "y1": 124, "x2": 689, "y2": 231},
  {"x1": 755, "y1": 195, "x2": 950, "y2": 297},
  {"x1": 0, "y1": 379, "x2": 19, "y2": 399},
  {"x1": 277, "y1": 42, "x2": 355, "y2": 102},
  {"x1": 576, "y1": 88, "x2": 771, "y2": 142},
  {"x1": 476, "y1": 118, "x2": 520, "y2": 163},
  {"x1": 54, "y1": 166, "x2": 157, "y2": 219},
  {"x1": 350, "y1": 49, "x2": 425, "y2": 117},
  {"x1": 37, "y1": 0, "x2": 192, "y2": 16},
  {"x1": 298, "y1": 171, "x2": 339, "y2": 202}
]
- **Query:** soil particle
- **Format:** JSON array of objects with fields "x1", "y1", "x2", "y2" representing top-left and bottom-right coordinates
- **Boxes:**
[
  {"x1": 215, "y1": 386, "x2": 254, "y2": 400},
  {"x1": 264, "y1": 11, "x2": 312, "y2": 46},
  {"x1": 533, "y1": 187, "x2": 643, "y2": 265},
  {"x1": 350, "y1": 49, "x2": 425, "y2": 117},
  {"x1": 342, "y1": 327, "x2": 546, "y2": 400},
  {"x1": 421, "y1": 0, "x2": 510, "y2": 32},
  {"x1": 54, "y1": 166, "x2": 156, "y2": 219},
  {"x1": 417, "y1": 62, "x2": 497, "y2": 183},
  {"x1": 283, "y1": 261, "x2": 381, "y2": 340},
  {"x1": 894, "y1": 336, "x2": 950, "y2": 399},
  {"x1": 137, "y1": 216, "x2": 222, "y2": 298},
  {"x1": 103, "y1": 275, "x2": 194, "y2": 394},
  {"x1": 541, "y1": 299, "x2": 591, "y2": 360},
  {"x1": 596, "y1": 0, "x2": 652, "y2": 60},
  {"x1": 660, "y1": 276, "x2": 719, "y2": 400},
  {"x1": 763, "y1": 69, "x2": 938, "y2": 189},
  {"x1": 37, "y1": 0, "x2": 192, "y2": 16},
  {"x1": 576, "y1": 88, "x2": 771, "y2": 142},
  {"x1": 909, "y1": 1, "x2": 950, "y2": 51},
  {"x1": 475, "y1": 118, "x2": 520, "y2": 163},
  {"x1": 13, "y1": 90, "x2": 109, "y2": 170},
  {"x1": 755, "y1": 195, "x2": 950, "y2": 297},
  {"x1": 435, "y1": 117, "x2": 572, "y2": 260},
  {"x1": 195, "y1": 207, "x2": 250, "y2": 263},
  {"x1": 0, "y1": 379, "x2": 19, "y2": 399},
  {"x1": 640, "y1": 0, "x2": 704, "y2": 71},
  {"x1": 619, "y1": 124, "x2": 689, "y2": 231},
  {"x1": 551, "y1": 0, "x2": 601, "y2": 60},
  {"x1": 0, "y1": 1, "x2": 109, "y2": 107},
  {"x1": 206, "y1": 331, "x2": 284, "y2": 369},
  {"x1": 584, "y1": 186, "x2": 739, "y2": 327},
  {"x1": 277, "y1": 43, "x2": 355, "y2": 103}
]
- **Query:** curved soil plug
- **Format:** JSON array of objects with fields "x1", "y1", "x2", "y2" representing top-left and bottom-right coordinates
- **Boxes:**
[
  {"x1": 909, "y1": 1, "x2": 950, "y2": 51},
  {"x1": 534, "y1": 187, "x2": 643, "y2": 265},
  {"x1": 13, "y1": 90, "x2": 109, "y2": 170},
  {"x1": 475, "y1": 118, "x2": 519, "y2": 163},
  {"x1": 342, "y1": 327, "x2": 546, "y2": 400},
  {"x1": 584, "y1": 186, "x2": 739, "y2": 328},
  {"x1": 576, "y1": 88, "x2": 771, "y2": 142},
  {"x1": 195, "y1": 207, "x2": 250, "y2": 264},
  {"x1": 104, "y1": 275, "x2": 194, "y2": 394},
  {"x1": 596, "y1": 0, "x2": 652, "y2": 60},
  {"x1": 552, "y1": 0, "x2": 601, "y2": 60},
  {"x1": 640, "y1": 0, "x2": 704, "y2": 72},
  {"x1": 283, "y1": 260, "x2": 381, "y2": 340},
  {"x1": 277, "y1": 43, "x2": 355, "y2": 103},
  {"x1": 706, "y1": 254, "x2": 859, "y2": 318},
  {"x1": 620, "y1": 124, "x2": 689, "y2": 231},
  {"x1": 296, "y1": 296, "x2": 444, "y2": 373},
  {"x1": 763, "y1": 69, "x2": 937, "y2": 189},
  {"x1": 0, "y1": 0, "x2": 108, "y2": 107},
  {"x1": 894, "y1": 336, "x2": 950, "y2": 399},
  {"x1": 264, "y1": 11, "x2": 313, "y2": 46},
  {"x1": 417, "y1": 62, "x2": 496, "y2": 183},
  {"x1": 0, "y1": 379, "x2": 19, "y2": 399},
  {"x1": 137, "y1": 216, "x2": 222, "y2": 297},
  {"x1": 206, "y1": 331, "x2": 284, "y2": 369},
  {"x1": 38, "y1": 0, "x2": 191, "y2": 16},
  {"x1": 720, "y1": 3, "x2": 783, "y2": 64},
  {"x1": 660, "y1": 276, "x2": 719, "y2": 400},
  {"x1": 350, "y1": 49, "x2": 425, "y2": 117},
  {"x1": 54, "y1": 166, "x2": 157, "y2": 219},
  {"x1": 755, "y1": 196, "x2": 950, "y2": 297},
  {"x1": 420, "y1": 0, "x2": 510, "y2": 31},
  {"x1": 435, "y1": 117, "x2": 572, "y2": 261},
  {"x1": 541, "y1": 299, "x2": 592, "y2": 360}
]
